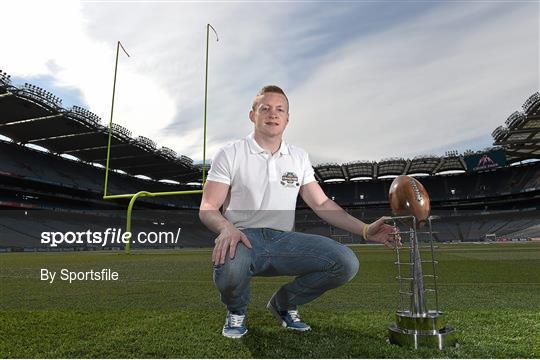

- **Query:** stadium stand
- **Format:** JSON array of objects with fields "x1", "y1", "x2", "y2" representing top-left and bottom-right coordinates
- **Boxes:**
[
  {"x1": 318, "y1": 162, "x2": 540, "y2": 205},
  {"x1": 0, "y1": 69, "x2": 539, "y2": 249}
]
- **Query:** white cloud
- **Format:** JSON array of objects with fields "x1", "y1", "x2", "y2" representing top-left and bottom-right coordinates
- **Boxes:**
[
  {"x1": 3, "y1": 2, "x2": 537, "y2": 166},
  {"x1": 3, "y1": 0, "x2": 177, "y2": 142},
  {"x1": 287, "y1": 3, "x2": 538, "y2": 163},
  {"x1": 76, "y1": 2, "x2": 322, "y2": 158}
]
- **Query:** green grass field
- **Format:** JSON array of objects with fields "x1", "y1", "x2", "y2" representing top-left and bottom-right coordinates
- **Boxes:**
[{"x1": 1, "y1": 242, "x2": 539, "y2": 358}]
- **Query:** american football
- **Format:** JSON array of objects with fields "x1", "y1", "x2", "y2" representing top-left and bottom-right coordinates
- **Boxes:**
[{"x1": 388, "y1": 175, "x2": 431, "y2": 224}]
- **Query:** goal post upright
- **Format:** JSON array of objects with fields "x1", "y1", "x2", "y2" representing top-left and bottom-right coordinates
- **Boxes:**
[{"x1": 102, "y1": 25, "x2": 218, "y2": 253}]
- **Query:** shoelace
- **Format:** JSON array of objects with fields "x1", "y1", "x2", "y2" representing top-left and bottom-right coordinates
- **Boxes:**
[
  {"x1": 228, "y1": 313, "x2": 245, "y2": 328},
  {"x1": 287, "y1": 310, "x2": 301, "y2": 322}
]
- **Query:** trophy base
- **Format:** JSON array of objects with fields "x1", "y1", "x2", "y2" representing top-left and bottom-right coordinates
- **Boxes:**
[{"x1": 388, "y1": 311, "x2": 457, "y2": 349}]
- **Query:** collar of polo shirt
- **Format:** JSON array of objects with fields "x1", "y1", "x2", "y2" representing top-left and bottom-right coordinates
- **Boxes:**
[{"x1": 247, "y1": 132, "x2": 290, "y2": 156}]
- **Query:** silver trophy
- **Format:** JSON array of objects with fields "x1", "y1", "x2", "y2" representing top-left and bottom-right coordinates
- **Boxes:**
[{"x1": 387, "y1": 215, "x2": 457, "y2": 349}]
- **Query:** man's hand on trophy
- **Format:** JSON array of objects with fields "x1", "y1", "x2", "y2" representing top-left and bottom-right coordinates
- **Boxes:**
[{"x1": 367, "y1": 217, "x2": 402, "y2": 249}]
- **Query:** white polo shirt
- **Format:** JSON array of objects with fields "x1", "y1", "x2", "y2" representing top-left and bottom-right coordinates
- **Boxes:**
[{"x1": 206, "y1": 132, "x2": 317, "y2": 231}]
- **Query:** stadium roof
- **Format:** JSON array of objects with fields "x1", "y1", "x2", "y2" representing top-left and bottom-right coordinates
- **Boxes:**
[
  {"x1": 492, "y1": 92, "x2": 540, "y2": 162},
  {"x1": 1, "y1": 69, "x2": 538, "y2": 183},
  {"x1": 311, "y1": 155, "x2": 470, "y2": 182},
  {"x1": 0, "y1": 71, "x2": 202, "y2": 182}
]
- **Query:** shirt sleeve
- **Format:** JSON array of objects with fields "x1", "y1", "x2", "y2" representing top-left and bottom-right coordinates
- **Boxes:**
[
  {"x1": 206, "y1": 148, "x2": 232, "y2": 185},
  {"x1": 302, "y1": 151, "x2": 317, "y2": 186}
]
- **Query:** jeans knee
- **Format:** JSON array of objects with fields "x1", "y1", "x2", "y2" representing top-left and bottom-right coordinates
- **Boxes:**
[
  {"x1": 334, "y1": 247, "x2": 359, "y2": 283},
  {"x1": 213, "y1": 244, "x2": 252, "y2": 292},
  {"x1": 345, "y1": 251, "x2": 360, "y2": 281}
]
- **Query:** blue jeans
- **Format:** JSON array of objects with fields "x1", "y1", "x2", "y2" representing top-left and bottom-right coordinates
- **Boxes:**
[{"x1": 213, "y1": 228, "x2": 360, "y2": 314}]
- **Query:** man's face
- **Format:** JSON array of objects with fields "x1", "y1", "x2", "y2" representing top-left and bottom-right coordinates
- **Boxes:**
[{"x1": 249, "y1": 92, "x2": 289, "y2": 138}]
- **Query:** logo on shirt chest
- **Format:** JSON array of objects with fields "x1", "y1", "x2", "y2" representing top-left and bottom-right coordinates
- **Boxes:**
[{"x1": 281, "y1": 171, "x2": 300, "y2": 188}]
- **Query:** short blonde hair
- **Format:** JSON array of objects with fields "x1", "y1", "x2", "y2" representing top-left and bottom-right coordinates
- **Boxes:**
[{"x1": 252, "y1": 85, "x2": 289, "y2": 111}]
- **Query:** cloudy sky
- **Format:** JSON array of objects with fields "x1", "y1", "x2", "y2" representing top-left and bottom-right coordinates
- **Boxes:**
[{"x1": 2, "y1": 0, "x2": 538, "y2": 165}]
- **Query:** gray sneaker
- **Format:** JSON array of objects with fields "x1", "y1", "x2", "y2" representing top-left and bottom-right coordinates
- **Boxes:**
[
  {"x1": 267, "y1": 295, "x2": 311, "y2": 331},
  {"x1": 222, "y1": 312, "x2": 248, "y2": 338}
]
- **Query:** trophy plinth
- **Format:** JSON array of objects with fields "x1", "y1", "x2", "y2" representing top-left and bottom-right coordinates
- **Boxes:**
[{"x1": 388, "y1": 311, "x2": 456, "y2": 349}]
